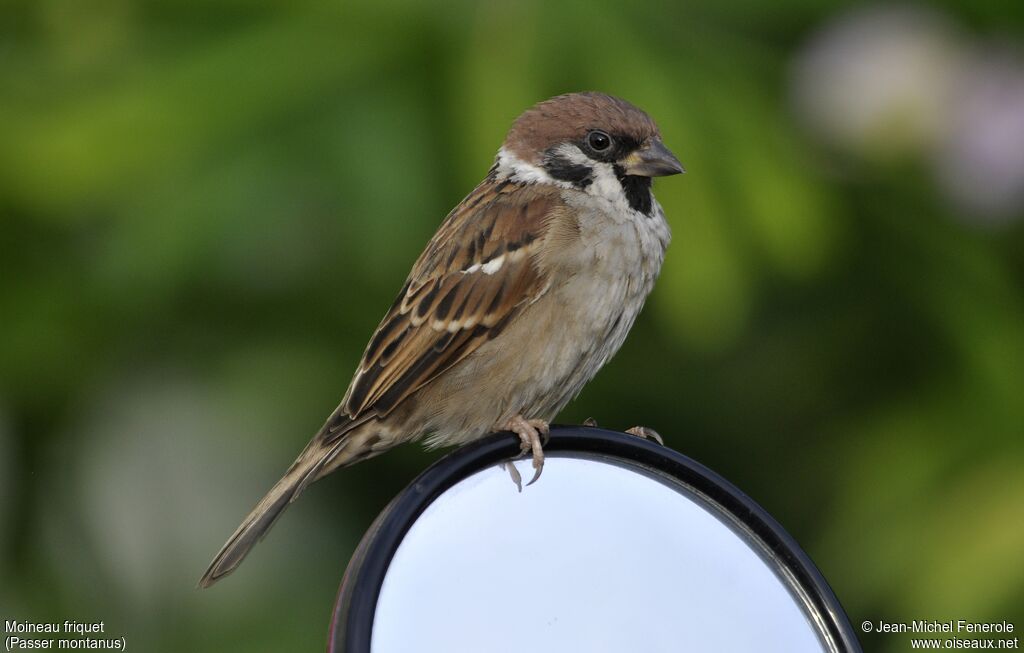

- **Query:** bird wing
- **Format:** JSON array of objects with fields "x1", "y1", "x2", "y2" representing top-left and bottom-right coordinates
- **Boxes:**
[{"x1": 322, "y1": 177, "x2": 566, "y2": 439}]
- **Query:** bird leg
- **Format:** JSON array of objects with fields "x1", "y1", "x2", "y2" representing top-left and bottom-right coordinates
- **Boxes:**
[
  {"x1": 626, "y1": 425, "x2": 664, "y2": 445},
  {"x1": 499, "y1": 415, "x2": 549, "y2": 491}
]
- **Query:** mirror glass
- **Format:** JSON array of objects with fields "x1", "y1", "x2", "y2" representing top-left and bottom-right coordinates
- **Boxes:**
[{"x1": 371, "y1": 454, "x2": 830, "y2": 652}]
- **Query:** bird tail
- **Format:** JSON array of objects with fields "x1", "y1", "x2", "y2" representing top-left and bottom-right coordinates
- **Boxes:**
[{"x1": 198, "y1": 426, "x2": 377, "y2": 589}]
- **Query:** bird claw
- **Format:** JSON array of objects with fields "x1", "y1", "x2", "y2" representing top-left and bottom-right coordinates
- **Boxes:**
[
  {"x1": 500, "y1": 415, "x2": 549, "y2": 491},
  {"x1": 525, "y1": 457, "x2": 544, "y2": 488},
  {"x1": 626, "y1": 425, "x2": 664, "y2": 445},
  {"x1": 501, "y1": 460, "x2": 523, "y2": 492},
  {"x1": 582, "y1": 417, "x2": 598, "y2": 427}
]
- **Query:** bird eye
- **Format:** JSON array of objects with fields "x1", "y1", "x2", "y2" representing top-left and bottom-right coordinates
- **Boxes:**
[{"x1": 587, "y1": 130, "x2": 612, "y2": 152}]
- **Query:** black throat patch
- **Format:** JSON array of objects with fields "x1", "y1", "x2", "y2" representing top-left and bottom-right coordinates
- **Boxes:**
[{"x1": 613, "y1": 164, "x2": 654, "y2": 216}]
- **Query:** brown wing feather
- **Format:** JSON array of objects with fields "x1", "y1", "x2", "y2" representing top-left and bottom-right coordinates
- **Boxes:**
[{"x1": 332, "y1": 178, "x2": 563, "y2": 430}]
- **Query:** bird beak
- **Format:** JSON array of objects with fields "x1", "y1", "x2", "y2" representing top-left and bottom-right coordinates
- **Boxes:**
[{"x1": 622, "y1": 139, "x2": 685, "y2": 177}]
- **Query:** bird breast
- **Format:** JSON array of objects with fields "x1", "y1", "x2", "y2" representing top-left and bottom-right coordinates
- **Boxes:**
[
  {"x1": 419, "y1": 192, "x2": 670, "y2": 446},
  {"x1": 534, "y1": 193, "x2": 671, "y2": 405}
]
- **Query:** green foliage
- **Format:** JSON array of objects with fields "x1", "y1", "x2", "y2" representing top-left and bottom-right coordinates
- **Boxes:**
[{"x1": 1, "y1": 1, "x2": 1022, "y2": 651}]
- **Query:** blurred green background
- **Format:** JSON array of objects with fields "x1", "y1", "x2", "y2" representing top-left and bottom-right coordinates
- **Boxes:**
[{"x1": 2, "y1": 1, "x2": 1023, "y2": 651}]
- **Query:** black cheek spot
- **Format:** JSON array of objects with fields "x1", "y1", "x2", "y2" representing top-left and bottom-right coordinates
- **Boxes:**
[{"x1": 543, "y1": 151, "x2": 593, "y2": 190}]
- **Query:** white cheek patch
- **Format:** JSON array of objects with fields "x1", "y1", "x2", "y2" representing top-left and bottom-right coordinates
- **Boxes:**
[
  {"x1": 588, "y1": 163, "x2": 626, "y2": 201},
  {"x1": 495, "y1": 143, "x2": 651, "y2": 220},
  {"x1": 549, "y1": 142, "x2": 589, "y2": 164},
  {"x1": 495, "y1": 147, "x2": 571, "y2": 189},
  {"x1": 528, "y1": 144, "x2": 630, "y2": 209}
]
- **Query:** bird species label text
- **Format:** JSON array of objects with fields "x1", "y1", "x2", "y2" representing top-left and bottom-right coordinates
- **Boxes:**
[{"x1": 4, "y1": 621, "x2": 126, "y2": 650}]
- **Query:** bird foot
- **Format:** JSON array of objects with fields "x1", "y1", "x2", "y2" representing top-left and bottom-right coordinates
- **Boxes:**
[
  {"x1": 626, "y1": 425, "x2": 664, "y2": 445},
  {"x1": 582, "y1": 417, "x2": 598, "y2": 427},
  {"x1": 499, "y1": 416, "x2": 549, "y2": 491}
]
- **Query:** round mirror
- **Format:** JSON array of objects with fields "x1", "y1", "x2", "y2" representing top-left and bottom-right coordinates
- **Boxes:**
[{"x1": 330, "y1": 427, "x2": 861, "y2": 652}]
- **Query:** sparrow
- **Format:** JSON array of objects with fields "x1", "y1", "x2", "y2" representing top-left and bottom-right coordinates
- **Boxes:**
[{"x1": 199, "y1": 92, "x2": 683, "y2": 588}]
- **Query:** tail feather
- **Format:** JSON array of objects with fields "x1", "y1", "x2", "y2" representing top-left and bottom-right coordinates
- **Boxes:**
[
  {"x1": 198, "y1": 462, "x2": 309, "y2": 588},
  {"x1": 199, "y1": 424, "x2": 386, "y2": 589}
]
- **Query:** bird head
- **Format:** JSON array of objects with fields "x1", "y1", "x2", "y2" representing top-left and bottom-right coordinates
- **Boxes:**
[{"x1": 499, "y1": 92, "x2": 683, "y2": 214}]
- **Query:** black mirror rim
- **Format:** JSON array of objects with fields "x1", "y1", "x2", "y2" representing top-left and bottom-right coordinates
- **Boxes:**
[{"x1": 328, "y1": 426, "x2": 862, "y2": 653}]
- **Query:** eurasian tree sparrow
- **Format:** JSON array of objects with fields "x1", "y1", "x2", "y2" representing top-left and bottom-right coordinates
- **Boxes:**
[{"x1": 200, "y1": 92, "x2": 683, "y2": 588}]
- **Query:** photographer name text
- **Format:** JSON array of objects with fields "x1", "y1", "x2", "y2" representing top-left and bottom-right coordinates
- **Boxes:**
[{"x1": 870, "y1": 620, "x2": 1014, "y2": 635}]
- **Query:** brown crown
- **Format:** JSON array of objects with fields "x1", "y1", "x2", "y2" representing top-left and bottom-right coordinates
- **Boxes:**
[{"x1": 503, "y1": 92, "x2": 661, "y2": 164}]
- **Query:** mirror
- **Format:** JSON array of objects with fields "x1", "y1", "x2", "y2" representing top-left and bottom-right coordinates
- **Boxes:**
[{"x1": 330, "y1": 428, "x2": 861, "y2": 652}]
